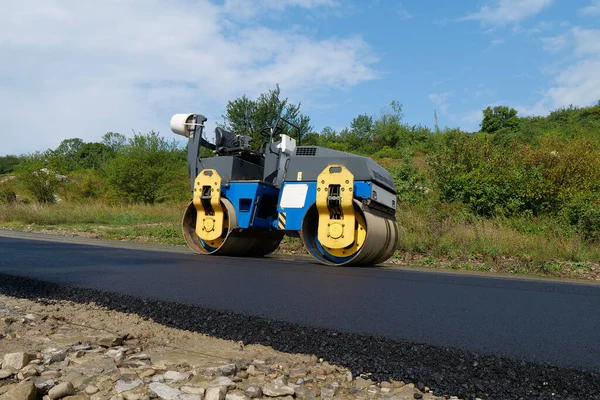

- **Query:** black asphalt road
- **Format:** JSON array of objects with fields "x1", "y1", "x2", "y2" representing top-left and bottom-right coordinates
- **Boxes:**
[{"x1": 1, "y1": 232, "x2": 599, "y2": 372}]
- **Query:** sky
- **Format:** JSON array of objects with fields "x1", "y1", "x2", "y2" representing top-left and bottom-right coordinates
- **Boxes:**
[{"x1": 1, "y1": 0, "x2": 599, "y2": 156}]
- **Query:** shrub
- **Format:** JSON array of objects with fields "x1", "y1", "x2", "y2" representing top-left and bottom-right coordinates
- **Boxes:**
[
  {"x1": 428, "y1": 132, "x2": 600, "y2": 219},
  {"x1": 16, "y1": 154, "x2": 66, "y2": 203},
  {"x1": 104, "y1": 131, "x2": 184, "y2": 204},
  {"x1": 378, "y1": 150, "x2": 428, "y2": 205},
  {"x1": 0, "y1": 179, "x2": 17, "y2": 204},
  {"x1": 63, "y1": 169, "x2": 107, "y2": 201}
]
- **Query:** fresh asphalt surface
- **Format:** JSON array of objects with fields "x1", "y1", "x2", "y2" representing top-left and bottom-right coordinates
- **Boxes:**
[{"x1": 0, "y1": 232, "x2": 599, "y2": 372}]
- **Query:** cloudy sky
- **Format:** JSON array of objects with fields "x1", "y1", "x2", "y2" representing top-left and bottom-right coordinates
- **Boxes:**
[{"x1": 1, "y1": 0, "x2": 599, "y2": 155}]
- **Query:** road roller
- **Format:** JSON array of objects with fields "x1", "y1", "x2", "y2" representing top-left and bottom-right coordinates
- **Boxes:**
[{"x1": 171, "y1": 113, "x2": 399, "y2": 266}]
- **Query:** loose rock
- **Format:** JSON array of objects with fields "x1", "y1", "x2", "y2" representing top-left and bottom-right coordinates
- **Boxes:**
[
  {"x1": 2, "y1": 354, "x2": 35, "y2": 371},
  {"x1": 262, "y1": 382, "x2": 294, "y2": 397},
  {"x1": 42, "y1": 349, "x2": 67, "y2": 365},
  {"x1": 210, "y1": 377, "x2": 235, "y2": 390},
  {"x1": 225, "y1": 394, "x2": 247, "y2": 400},
  {"x1": 203, "y1": 365, "x2": 237, "y2": 377},
  {"x1": 0, "y1": 370, "x2": 13, "y2": 380},
  {"x1": 124, "y1": 393, "x2": 150, "y2": 400},
  {"x1": 84, "y1": 386, "x2": 99, "y2": 395},
  {"x1": 48, "y1": 382, "x2": 74, "y2": 399},
  {"x1": 17, "y1": 365, "x2": 39, "y2": 380},
  {"x1": 204, "y1": 387, "x2": 226, "y2": 400},
  {"x1": 33, "y1": 379, "x2": 56, "y2": 393},
  {"x1": 115, "y1": 380, "x2": 144, "y2": 394},
  {"x1": 0, "y1": 380, "x2": 37, "y2": 400},
  {"x1": 98, "y1": 335, "x2": 123, "y2": 348},
  {"x1": 320, "y1": 387, "x2": 336, "y2": 398},
  {"x1": 70, "y1": 346, "x2": 92, "y2": 352},
  {"x1": 354, "y1": 377, "x2": 373, "y2": 390},
  {"x1": 148, "y1": 383, "x2": 181, "y2": 400},
  {"x1": 177, "y1": 395, "x2": 201, "y2": 400},
  {"x1": 138, "y1": 370, "x2": 156, "y2": 380},
  {"x1": 164, "y1": 371, "x2": 191, "y2": 383},
  {"x1": 244, "y1": 387, "x2": 262, "y2": 399},
  {"x1": 180, "y1": 387, "x2": 205, "y2": 396},
  {"x1": 40, "y1": 371, "x2": 62, "y2": 380},
  {"x1": 106, "y1": 350, "x2": 126, "y2": 360}
]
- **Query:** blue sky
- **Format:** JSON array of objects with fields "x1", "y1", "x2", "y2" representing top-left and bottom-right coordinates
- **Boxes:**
[{"x1": 1, "y1": 0, "x2": 599, "y2": 155}]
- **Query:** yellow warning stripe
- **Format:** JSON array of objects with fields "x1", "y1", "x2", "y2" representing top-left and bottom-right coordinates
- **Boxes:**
[{"x1": 278, "y1": 212, "x2": 286, "y2": 230}]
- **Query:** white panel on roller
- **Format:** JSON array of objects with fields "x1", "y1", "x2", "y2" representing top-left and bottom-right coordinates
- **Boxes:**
[{"x1": 280, "y1": 184, "x2": 309, "y2": 208}]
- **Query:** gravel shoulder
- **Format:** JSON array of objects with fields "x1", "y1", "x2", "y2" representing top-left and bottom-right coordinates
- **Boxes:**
[{"x1": 1, "y1": 294, "x2": 442, "y2": 400}]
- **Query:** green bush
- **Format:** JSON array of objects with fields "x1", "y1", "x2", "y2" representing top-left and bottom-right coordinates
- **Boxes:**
[
  {"x1": 0, "y1": 155, "x2": 22, "y2": 174},
  {"x1": 63, "y1": 169, "x2": 107, "y2": 201},
  {"x1": 562, "y1": 193, "x2": 600, "y2": 241},
  {"x1": 0, "y1": 179, "x2": 17, "y2": 204},
  {"x1": 382, "y1": 150, "x2": 428, "y2": 204},
  {"x1": 428, "y1": 131, "x2": 600, "y2": 219},
  {"x1": 104, "y1": 131, "x2": 185, "y2": 204},
  {"x1": 16, "y1": 154, "x2": 66, "y2": 203}
]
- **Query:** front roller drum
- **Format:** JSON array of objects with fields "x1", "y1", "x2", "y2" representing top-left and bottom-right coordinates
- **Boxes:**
[
  {"x1": 182, "y1": 200, "x2": 283, "y2": 257},
  {"x1": 300, "y1": 201, "x2": 399, "y2": 266}
]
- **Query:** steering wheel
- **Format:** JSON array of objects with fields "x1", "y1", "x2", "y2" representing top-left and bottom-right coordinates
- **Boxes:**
[{"x1": 259, "y1": 126, "x2": 283, "y2": 141}]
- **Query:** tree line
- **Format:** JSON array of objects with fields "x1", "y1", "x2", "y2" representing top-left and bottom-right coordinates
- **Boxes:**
[{"x1": 1, "y1": 87, "x2": 599, "y2": 240}]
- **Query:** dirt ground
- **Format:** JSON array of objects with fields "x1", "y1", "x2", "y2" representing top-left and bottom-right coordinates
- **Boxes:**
[{"x1": 0, "y1": 294, "x2": 447, "y2": 400}]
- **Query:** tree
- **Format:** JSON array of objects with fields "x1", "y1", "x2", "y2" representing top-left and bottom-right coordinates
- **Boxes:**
[
  {"x1": 75, "y1": 142, "x2": 115, "y2": 170},
  {"x1": 339, "y1": 114, "x2": 373, "y2": 151},
  {"x1": 0, "y1": 155, "x2": 22, "y2": 174},
  {"x1": 47, "y1": 138, "x2": 85, "y2": 172},
  {"x1": 104, "y1": 131, "x2": 183, "y2": 204},
  {"x1": 102, "y1": 132, "x2": 127, "y2": 153},
  {"x1": 17, "y1": 153, "x2": 65, "y2": 203},
  {"x1": 221, "y1": 85, "x2": 312, "y2": 149},
  {"x1": 372, "y1": 100, "x2": 406, "y2": 148},
  {"x1": 481, "y1": 106, "x2": 519, "y2": 134}
]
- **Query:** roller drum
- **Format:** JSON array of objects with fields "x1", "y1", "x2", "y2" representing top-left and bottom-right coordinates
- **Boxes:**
[
  {"x1": 182, "y1": 200, "x2": 282, "y2": 257},
  {"x1": 300, "y1": 200, "x2": 399, "y2": 266}
]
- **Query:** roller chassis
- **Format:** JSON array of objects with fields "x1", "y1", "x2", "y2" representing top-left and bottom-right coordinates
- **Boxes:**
[{"x1": 170, "y1": 113, "x2": 399, "y2": 266}]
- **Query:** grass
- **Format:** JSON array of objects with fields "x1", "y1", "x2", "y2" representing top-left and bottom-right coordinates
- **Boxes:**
[
  {"x1": 1, "y1": 201, "x2": 598, "y2": 280},
  {"x1": 394, "y1": 202, "x2": 600, "y2": 279},
  {"x1": 0, "y1": 202, "x2": 187, "y2": 245}
]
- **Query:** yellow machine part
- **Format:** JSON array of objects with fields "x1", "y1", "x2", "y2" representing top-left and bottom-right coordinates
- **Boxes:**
[
  {"x1": 300, "y1": 200, "x2": 399, "y2": 266},
  {"x1": 316, "y1": 165, "x2": 356, "y2": 251},
  {"x1": 182, "y1": 198, "x2": 283, "y2": 257},
  {"x1": 193, "y1": 169, "x2": 224, "y2": 242},
  {"x1": 301, "y1": 163, "x2": 399, "y2": 266}
]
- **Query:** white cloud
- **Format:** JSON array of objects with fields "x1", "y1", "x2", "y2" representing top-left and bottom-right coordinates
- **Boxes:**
[
  {"x1": 521, "y1": 26, "x2": 600, "y2": 115},
  {"x1": 462, "y1": 0, "x2": 554, "y2": 25},
  {"x1": 546, "y1": 59, "x2": 600, "y2": 107},
  {"x1": 475, "y1": 89, "x2": 496, "y2": 98},
  {"x1": 223, "y1": 0, "x2": 338, "y2": 18},
  {"x1": 540, "y1": 34, "x2": 569, "y2": 53},
  {"x1": 572, "y1": 27, "x2": 600, "y2": 56},
  {"x1": 579, "y1": 0, "x2": 600, "y2": 16},
  {"x1": 460, "y1": 109, "x2": 484, "y2": 131},
  {"x1": 428, "y1": 92, "x2": 452, "y2": 113},
  {"x1": 0, "y1": 0, "x2": 376, "y2": 155},
  {"x1": 396, "y1": 4, "x2": 414, "y2": 20},
  {"x1": 490, "y1": 39, "x2": 506, "y2": 45},
  {"x1": 527, "y1": 20, "x2": 553, "y2": 34}
]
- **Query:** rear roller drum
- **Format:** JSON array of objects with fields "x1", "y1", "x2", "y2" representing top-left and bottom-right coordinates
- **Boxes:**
[
  {"x1": 300, "y1": 201, "x2": 399, "y2": 266},
  {"x1": 182, "y1": 200, "x2": 282, "y2": 257}
]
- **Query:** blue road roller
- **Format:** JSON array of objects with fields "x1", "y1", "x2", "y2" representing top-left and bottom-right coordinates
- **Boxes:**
[{"x1": 171, "y1": 113, "x2": 399, "y2": 266}]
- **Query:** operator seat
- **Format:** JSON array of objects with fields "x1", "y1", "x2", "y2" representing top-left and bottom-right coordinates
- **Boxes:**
[{"x1": 215, "y1": 127, "x2": 239, "y2": 152}]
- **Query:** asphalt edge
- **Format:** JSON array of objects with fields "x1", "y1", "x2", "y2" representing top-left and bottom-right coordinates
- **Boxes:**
[{"x1": 0, "y1": 273, "x2": 598, "y2": 400}]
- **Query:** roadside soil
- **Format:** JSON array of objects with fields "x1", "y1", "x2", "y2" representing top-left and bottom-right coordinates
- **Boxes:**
[{"x1": 0, "y1": 294, "x2": 447, "y2": 400}]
